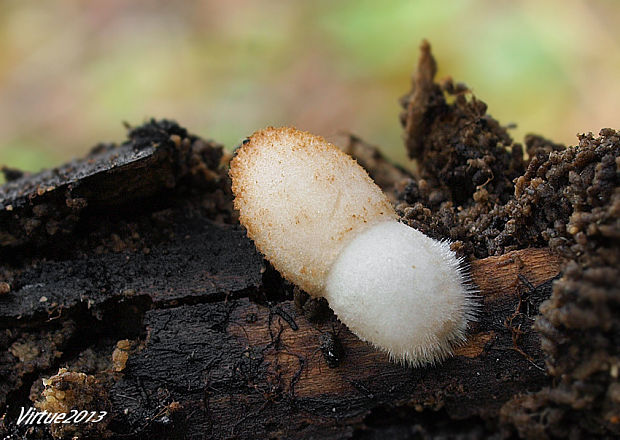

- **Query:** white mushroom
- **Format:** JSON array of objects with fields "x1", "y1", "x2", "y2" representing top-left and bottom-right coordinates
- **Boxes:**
[{"x1": 230, "y1": 126, "x2": 477, "y2": 367}]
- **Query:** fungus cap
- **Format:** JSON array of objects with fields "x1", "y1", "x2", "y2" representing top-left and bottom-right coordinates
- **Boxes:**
[{"x1": 230, "y1": 127, "x2": 396, "y2": 296}]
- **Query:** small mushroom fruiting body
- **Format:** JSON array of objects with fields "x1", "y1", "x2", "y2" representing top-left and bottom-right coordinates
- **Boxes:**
[{"x1": 230, "y1": 127, "x2": 477, "y2": 367}]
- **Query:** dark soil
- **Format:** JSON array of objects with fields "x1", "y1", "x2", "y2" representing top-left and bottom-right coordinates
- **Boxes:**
[{"x1": 398, "y1": 41, "x2": 619, "y2": 439}]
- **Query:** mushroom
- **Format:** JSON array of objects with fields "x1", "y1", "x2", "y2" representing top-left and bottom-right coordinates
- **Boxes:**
[{"x1": 230, "y1": 127, "x2": 477, "y2": 366}]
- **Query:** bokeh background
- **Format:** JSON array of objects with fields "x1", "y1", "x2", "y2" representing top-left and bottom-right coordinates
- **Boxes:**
[{"x1": 1, "y1": 0, "x2": 619, "y2": 182}]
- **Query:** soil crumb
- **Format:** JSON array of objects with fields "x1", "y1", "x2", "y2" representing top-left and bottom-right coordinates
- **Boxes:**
[
  {"x1": 0, "y1": 119, "x2": 231, "y2": 255},
  {"x1": 36, "y1": 368, "x2": 112, "y2": 439}
]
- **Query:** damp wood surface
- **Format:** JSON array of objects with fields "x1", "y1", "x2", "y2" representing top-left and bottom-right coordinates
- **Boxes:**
[{"x1": 113, "y1": 247, "x2": 560, "y2": 440}]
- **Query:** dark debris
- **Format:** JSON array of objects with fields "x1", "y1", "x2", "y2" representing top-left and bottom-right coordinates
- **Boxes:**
[{"x1": 397, "y1": 41, "x2": 619, "y2": 439}]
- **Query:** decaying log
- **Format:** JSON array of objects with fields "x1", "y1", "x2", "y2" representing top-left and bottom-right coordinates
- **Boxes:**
[
  {"x1": 0, "y1": 218, "x2": 262, "y2": 326},
  {"x1": 108, "y1": 247, "x2": 561, "y2": 440},
  {"x1": 0, "y1": 119, "x2": 564, "y2": 438}
]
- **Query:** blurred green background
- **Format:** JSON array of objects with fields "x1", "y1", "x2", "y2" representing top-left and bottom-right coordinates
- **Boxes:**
[{"x1": 1, "y1": 0, "x2": 619, "y2": 182}]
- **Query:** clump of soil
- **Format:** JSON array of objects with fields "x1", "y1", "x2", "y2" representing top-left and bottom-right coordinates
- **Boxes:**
[
  {"x1": 36, "y1": 368, "x2": 112, "y2": 439},
  {"x1": 397, "y1": 41, "x2": 619, "y2": 439},
  {"x1": 501, "y1": 130, "x2": 619, "y2": 438},
  {"x1": 0, "y1": 119, "x2": 231, "y2": 257}
]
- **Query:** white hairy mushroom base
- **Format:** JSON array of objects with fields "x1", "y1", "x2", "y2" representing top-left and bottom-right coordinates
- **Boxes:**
[
  {"x1": 230, "y1": 126, "x2": 476, "y2": 366},
  {"x1": 325, "y1": 221, "x2": 474, "y2": 366}
]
